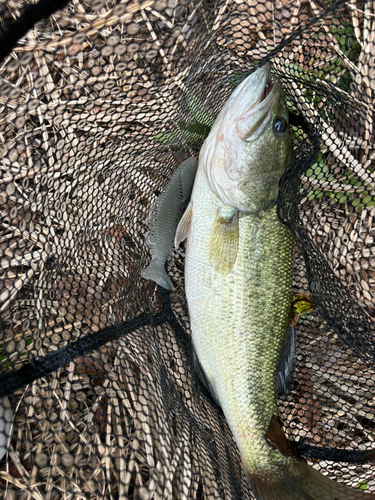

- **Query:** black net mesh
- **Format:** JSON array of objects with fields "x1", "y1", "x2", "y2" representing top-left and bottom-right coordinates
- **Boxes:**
[{"x1": 0, "y1": 0, "x2": 375, "y2": 498}]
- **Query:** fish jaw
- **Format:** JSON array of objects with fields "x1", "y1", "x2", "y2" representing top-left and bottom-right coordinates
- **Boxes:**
[
  {"x1": 201, "y1": 64, "x2": 293, "y2": 215},
  {"x1": 216, "y1": 62, "x2": 271, "y2": 131}
]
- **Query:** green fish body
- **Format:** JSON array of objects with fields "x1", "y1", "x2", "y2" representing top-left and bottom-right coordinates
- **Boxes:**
[
  {"x1": 185, "y1": 166, "x2": 294, "y2": 470},
  {"x1": 176, "y1": 64, "x2": 374, "y2": 499}
]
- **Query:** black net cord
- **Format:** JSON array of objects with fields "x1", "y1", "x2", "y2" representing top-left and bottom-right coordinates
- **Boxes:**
[
  {"x1": 0, "y1": 287, "x2": 172, "y2": 400},
  {"x1": 1, "y1": 0, "x2": 374, "y2": 485},
  {"x1": 293, "y1": 443, "x2": 375, "y2": 463},
  {"x1": 278, "y1": 121, "x2": 375, "y2": 367},
  {"x1": 0, "y1": 283, "x2": 373, "y2": 466},
  {"x1": 0, "y1": 0, "x2": 71, "y2": 62},
  {"x1": 0, "y1": 0, "x2": 348, "y2": 71}
]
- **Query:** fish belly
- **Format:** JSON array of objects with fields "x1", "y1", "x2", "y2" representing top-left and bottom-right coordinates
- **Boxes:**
[{"x1": 185, "y1": 167, "x2": 294, "y2": 473}]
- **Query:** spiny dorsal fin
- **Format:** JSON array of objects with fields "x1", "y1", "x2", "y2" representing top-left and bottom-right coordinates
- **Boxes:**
[
  {"x1": 207, "y1": 207, "x2": 239, "y2": 274},
  {"x1": 175, "y1": 200, "x2": 193, "y2": 249}
]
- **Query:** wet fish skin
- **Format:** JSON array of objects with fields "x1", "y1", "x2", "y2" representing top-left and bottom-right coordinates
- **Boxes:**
[
  {"x1": 179, "y1": 64, "x2": 374, "y2": 499},
  {"x1": 199, "y1": 63, "x2": 292, "y2": 216},
  {"x1": 141, "y1": 156, "x2": 198, "y2": 289},
  {"x1": 184, "y1": 166, "x2": 295, "y2": 480}
]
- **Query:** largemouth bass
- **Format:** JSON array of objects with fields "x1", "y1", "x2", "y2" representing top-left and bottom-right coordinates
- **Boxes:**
[{"x1": 176, "y1": 63, "x2": 374, "y2": 499}]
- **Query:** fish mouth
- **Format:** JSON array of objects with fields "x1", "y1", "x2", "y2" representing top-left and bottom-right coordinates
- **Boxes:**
[
  {"x1": 234, "y1": 67, "x2": 281, "y2": 142},
  {"x1": 260, "y1": 74, "x2": 276, "y2": 103}
]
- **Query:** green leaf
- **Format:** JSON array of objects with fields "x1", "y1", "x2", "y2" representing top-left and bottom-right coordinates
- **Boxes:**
[
  {"x1": 229, "y1": 71, "x2": 249, "y2": 88},
  {"x1": 184, "y1": 89, "x2": 214, "y2": 126},
  {"x1": 155, "y1": 130, "x2": 181, "y2": 145},
  {"x1": 155, "y1": 119, "x2": 212, "y2": 146},
  {"x1": 363, "y1": 195, "x2": 372, "y2": 204},
  {"x1": 180, "y1": 121, "x2": 211, "y2": 138},
  {"x1": 357, "y1": 481, "x2": 367, "y2": 491},
  {"x1": 338, "y1": 195, "x2": 348, "y2": 203},
  {"x1": 348, "y1": 41, "x2": 361, "y2": 61},
  {"x1": 295, "y1": 303, "x2": 313, "y2": 315}
]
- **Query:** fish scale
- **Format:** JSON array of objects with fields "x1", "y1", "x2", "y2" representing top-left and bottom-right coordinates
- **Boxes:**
[{"x1": 185, "y1": 166, "x2": 293, "y2": 474}]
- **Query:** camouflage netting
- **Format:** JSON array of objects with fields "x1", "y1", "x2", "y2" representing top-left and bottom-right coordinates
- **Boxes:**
[{"x1": 0, "y1": 0, "x2": 375, "y2": 498}]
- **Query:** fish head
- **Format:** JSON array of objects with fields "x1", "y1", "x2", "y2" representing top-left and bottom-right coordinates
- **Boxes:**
[{"x1": 202, "y1": 63, "x2": 294, "y2": 215}]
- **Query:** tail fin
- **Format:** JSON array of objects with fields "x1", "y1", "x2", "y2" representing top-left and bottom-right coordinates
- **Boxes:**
[
  {"x1": 248, "y1": 459, "x2": 374, "y2": 500},
  {"x1": 141, "y1": 262, "x2": 173, "y2": 290}
]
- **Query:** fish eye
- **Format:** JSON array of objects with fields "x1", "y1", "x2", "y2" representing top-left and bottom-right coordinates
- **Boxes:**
[{"x1": 273, "y1": 117, "x2": 287, "y2": 136}]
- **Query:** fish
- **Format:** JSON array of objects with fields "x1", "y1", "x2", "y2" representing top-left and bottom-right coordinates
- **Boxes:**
[
  {"x1": 176, "y1": 63, "x2": 375, "y2": 499},
  {"x1": 141, "y1": 156, "x2": 198, "y2": 290}
]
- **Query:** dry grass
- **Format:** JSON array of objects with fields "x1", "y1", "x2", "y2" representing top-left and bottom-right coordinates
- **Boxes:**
[
  {"x1": 1, "y1": 0, "x2": 375, "y2": 498},
  {"x1": 299, "y1": 200, "x2": 375, "y2": 318},
  {"x1": 0, "y1": 326, "x2": 247, "y2": 500},
  {"x1": 281, "y1": 313, "x2": 375, "y2": 490},
  {"x1": 0, "y1": 0, "x2": 195, "y2": 344}
]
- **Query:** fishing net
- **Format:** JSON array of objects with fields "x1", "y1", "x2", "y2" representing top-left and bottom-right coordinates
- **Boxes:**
[{"x1": 0, "y1": 0, "x2": 375, "y2": 498}]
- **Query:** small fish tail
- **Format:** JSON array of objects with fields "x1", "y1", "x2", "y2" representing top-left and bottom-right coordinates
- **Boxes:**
[
  {"x1": 247, "y1": 458, "x2": 374, "y2": 500},
  {"x1": 141, "y1": 262, "x2": 173, "y2": 290}
]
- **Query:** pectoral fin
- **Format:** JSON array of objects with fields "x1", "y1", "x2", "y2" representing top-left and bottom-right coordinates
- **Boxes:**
[
  {"x1": 207, "y1": 208, "x2": 239, "y2": 274},
  {"x1": 175, "y1": 201, "x2": 193, "y2": 249}
]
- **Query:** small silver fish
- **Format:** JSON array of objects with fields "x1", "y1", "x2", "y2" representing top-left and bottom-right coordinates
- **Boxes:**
[{"x1": 141, "y1": 156, "x2": 198, "y2": 289}]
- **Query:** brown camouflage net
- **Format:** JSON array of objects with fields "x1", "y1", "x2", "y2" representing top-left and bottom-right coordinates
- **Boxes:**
[{"x1": 0, "y1": 0, "x2": 375, "y2": 498}]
